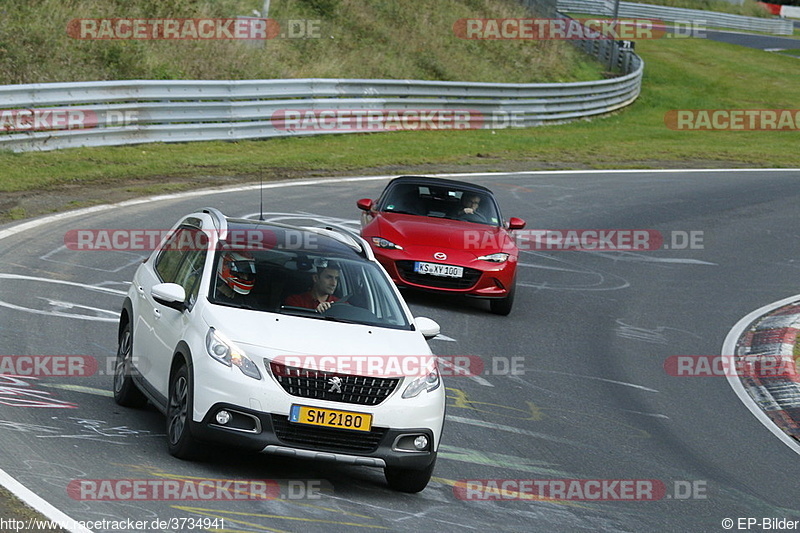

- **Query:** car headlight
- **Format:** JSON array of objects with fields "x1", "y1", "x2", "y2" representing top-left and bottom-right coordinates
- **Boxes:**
[
  {"x1": 205, "y1": 327, "x2": 262, "y2": 380},
  {"x1": 371, "y1": 237, "x2": 404, "y2": 250},
  {"x1": 402, "y1": 364, "x2": 440, "y2": 399},
  {"x1": 477, "y1": 252, "x2": 509, "y2": 263}
]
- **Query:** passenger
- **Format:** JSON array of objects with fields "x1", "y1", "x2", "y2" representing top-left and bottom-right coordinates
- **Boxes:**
[{"x1": 215, "y1": 251, "x2": 256, "y2": 301}]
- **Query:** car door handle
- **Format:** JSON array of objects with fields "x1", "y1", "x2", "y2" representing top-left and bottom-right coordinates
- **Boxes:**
[
  {"x1": 137, "y1": 286, "x2": 146, "y2": 298},
  {"x1": 153, "y1": 308, "x2": 161, "y2": 320}
]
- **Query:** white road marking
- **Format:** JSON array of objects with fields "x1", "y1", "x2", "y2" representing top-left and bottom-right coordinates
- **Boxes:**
[
  {"x1": 0, "y1": 469, "x2": 92, "y2": 533},
  {"x1": 40, "y1": 245, "x2": 145, "y2": 273},
  {"x1": 0, "y1": 273, "x2": 126, "y2": 295},
  {"x1": 526, "y1": 369, "x2": 659, "y2": 393},
  {"x1": 0, "y1": 274, "x2": 122, "y2": 322},
  {"x1": 40, "y1": 383, "x2": 114, "y2": 398},
  {"x1": 446, "y1": 415, "x2": 590, "y2": 448},
  {"x1": 614, "y1": 319, "x2": 703, "y2": 344},
  {"x1": 592, "y1": 251, "x2": 717, "y2": 265},
  {"x1": 617, "y1": 409, "x2": 670, "y2": 419}
]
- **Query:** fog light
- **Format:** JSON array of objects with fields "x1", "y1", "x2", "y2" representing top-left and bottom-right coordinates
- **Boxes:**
[
  {"x1": 413, "y1": 435, "x2": 428, "y2": 450},
  {"x1": 215, "y1": 410, "x2": 231, "y2": 425}
]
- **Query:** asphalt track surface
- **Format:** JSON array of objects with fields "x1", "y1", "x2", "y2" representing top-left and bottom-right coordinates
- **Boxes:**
[
  {"x1": 1, "y1": 169, "x2": 799, "y2": 533},
  {"x1": 704, "y1": 29, "x2": 800, "y2": 51}
]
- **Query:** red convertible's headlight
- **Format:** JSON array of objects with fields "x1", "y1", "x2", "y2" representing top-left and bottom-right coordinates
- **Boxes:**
[
  {"x1": 477, "y1": 253, "x2": 509, "y2": 263},
  {"x1": 371, "y1": 237, "x2": 404, "y2": 250}
]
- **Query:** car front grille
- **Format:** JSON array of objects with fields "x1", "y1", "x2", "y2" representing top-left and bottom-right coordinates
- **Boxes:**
[
  {"x1": 268, "y1": 361, "x2": 400, "y2": 406},
  {"x1": 396, "y1": 260, "x2": 482, "y2": 289},
  {"x1": 271, "y1": 415, "x2": 387, "y2": 454}
]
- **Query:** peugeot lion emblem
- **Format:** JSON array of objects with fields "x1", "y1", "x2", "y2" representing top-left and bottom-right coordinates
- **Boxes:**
[
  {"x1": 434, "y1": 252, "x2": 447, "y2": 261},
  {"x1": 328, "y1": 376, "x2": 343, "y2": 394}
]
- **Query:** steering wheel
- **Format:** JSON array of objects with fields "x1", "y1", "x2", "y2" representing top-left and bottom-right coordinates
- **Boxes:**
[
  {"x1": 462, "y1": 211, "x2": 487, "y2": 223},
  {"x1": 320, "y1": 292, "x2": 352, "y2": 312}
]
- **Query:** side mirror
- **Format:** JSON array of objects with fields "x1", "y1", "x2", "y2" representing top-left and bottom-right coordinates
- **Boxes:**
[
  {"x1": 152, "y1": 283, "x2": 187, "y2": 312},
  {"x1": 415, "y1": 317, "x2": 441, "y2": 340},
  {"x1": 357, "y1": 198, "x2": 374, "y2": 211},
  {"x1": 508, "y1": 217, "x2": 526, "y2": 230}
]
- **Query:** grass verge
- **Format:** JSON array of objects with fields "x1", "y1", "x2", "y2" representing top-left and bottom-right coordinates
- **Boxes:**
[
  {"x1": 0, "y1": 0, "x2": 601, "y2": 85},
  {"x1": 0, "y1": 486, "x2": 67, "y2": 533}
]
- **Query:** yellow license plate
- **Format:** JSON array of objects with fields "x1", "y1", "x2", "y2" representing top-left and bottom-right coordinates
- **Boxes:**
[{"x1": 289, "y1": 405, "x2": 372, "y2": 432}]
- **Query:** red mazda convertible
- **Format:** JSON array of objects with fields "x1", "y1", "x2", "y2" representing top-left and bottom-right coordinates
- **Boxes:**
[{"x1": 357, "y1": 176, "x2": 526, "y2": 315}]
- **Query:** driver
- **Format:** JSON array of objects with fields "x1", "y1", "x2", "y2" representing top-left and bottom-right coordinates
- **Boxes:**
[
  {"x1": 285, "y1": 262, "x2": 340, "y2": 313},
  {"x1": 457, "y1": 193, "x2": 482, "y2": 218}
]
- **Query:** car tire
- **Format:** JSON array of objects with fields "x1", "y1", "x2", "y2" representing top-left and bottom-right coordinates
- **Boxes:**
[
  {"x1": 167, "y1": 364, "x2": 204, "y2": 460},
  {"x1": 113, "y1": 322, "x2": 148, "y2": 408},
  {"x1": 384, "y1": 459, "x2": 436, "y2": 493},
  {"x1": 489, "y1": 278, "x2": 516, "y2": 316}
]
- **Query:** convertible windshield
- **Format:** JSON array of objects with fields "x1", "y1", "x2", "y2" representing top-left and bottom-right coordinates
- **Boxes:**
[
  {"x1": 209, "y1": 246, "x2": 411, "y2": 330},
  {"x1": 380, "y1": 183, "x2": 501, "y2": 226}
]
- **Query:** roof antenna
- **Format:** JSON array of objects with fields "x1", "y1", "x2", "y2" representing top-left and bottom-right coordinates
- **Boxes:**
[{"x1": 258, "y1": 175, "x2": 265, "y2": 221}]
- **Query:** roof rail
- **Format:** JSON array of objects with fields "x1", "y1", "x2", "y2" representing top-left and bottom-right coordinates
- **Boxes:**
[
  {"x1": 202, "y1": 207, "x2": 228, "y2": 238},
  {"x1": 302, "y1": 223, "x2": 371, "y2": 257}
]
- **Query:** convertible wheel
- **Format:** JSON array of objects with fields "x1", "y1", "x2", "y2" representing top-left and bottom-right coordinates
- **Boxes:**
[
  {"x1": 113, "y1": 323, "x2": 148, "y2": 408},
  {"x1": 167, "y1": 364, "x2": 204, "y2": 460},
  {"x1": 489, "y1": 279, "x2": 516, "y2": 316},
  {"x1": 384, "y1": 459, "x2": 436, "y2": 493}
]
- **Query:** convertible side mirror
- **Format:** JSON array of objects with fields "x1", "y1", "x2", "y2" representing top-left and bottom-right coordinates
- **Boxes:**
[
  {"x1": 357, "y1": 198, "x2": 374, "y2": 211},
  {"x1": 508, "y1": 217, "x2": 526, "y2": 230}
]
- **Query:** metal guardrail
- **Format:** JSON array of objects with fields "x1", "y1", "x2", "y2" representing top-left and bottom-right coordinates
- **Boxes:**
[
  {"x1": 0, "y1": 56, "x2": 642, "y2": 152},
  {"x1": 558, "y1": 0, "x2": 794, "y2": 34}
]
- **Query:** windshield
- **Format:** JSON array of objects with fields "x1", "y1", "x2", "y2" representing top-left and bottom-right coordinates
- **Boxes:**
[
  {"x1": 209, "y1": 247, "x2": 411, "y2": 330},
  {"x1": 380, "y1": 183, "x2": 501, "y2": 226}
]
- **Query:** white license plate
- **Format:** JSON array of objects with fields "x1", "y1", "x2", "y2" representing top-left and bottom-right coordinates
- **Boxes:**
[{"x1": 414, "y1": 262, "x2": 463, "y2": 278}]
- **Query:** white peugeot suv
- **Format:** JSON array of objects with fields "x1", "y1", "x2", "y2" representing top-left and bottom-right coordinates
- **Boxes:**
[{"x1": 114, "y1": 208, "x2": 444, "y2": 492}]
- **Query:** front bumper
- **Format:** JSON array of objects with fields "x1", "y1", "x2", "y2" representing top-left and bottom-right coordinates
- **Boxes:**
[
  {"x1": 192, "y1": 403, "x2": 437, "y2": 469},
  {"x1": 374, "y1": 250, "x2": 516, "y2": 298}
]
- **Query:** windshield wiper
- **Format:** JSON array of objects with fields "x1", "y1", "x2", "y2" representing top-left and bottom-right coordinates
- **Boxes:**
[
  {"x1": 321, "y1": 315, "x2": 360, "y2": 324},
  {"x1": 210, "y1": 300, "x2": 259, "y2": 311}
]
